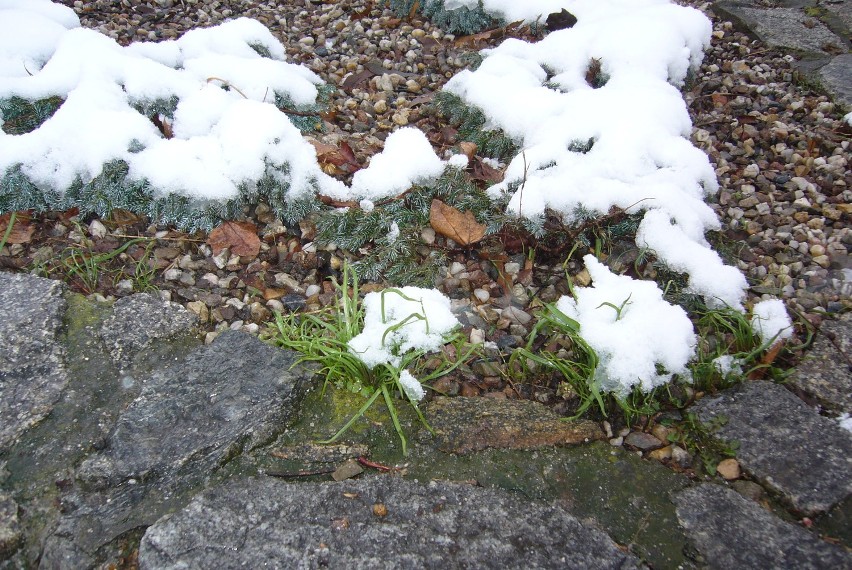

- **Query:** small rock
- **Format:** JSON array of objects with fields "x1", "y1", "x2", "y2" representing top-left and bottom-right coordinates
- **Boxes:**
[
  {"x1": 716, "y1": 458, "x2": 741, "y2": 480},
  {"x1": 624, "y1": 431, "x2": 664, "y2": 451}
]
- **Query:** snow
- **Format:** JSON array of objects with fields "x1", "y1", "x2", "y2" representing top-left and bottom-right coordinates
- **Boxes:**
[
  {"x1": 712, "y1": 354, "x2": 742, "y2": 377},
  {"x1": 443, "y1": 1, "x2": 745, "y2": 309},
  {"x1": 349, "y1": 127, "x2": 444, "y2": 200},
  {"x1": 750, "y1": 299, "x2": 793, "y2": 346},
  {"x1": 347, "y1": 287, "x2": 460, "y2": 369},
  {"x1": 837, "y1": 413, "x2": 852, "y2": 434},
  {"x1": 556, "y1": 255, "x2": 696, "y2": 395},
  {"x1": 1, "y1": 0, "x2": 794, "y2": 397},
  {"x1": 0, "y1": 1, "x2": 449, "y2": 203},
  {"x1": 398, "y1": 370, "x2": 425, "y2": 402}
]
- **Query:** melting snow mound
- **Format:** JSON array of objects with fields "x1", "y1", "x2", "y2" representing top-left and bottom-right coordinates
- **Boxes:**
[{"x1": 557, "y1": 255, "x2": 696, "y2": 395}]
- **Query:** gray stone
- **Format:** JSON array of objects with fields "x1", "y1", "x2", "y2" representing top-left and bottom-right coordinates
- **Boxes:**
[
  {"x1": 0, "y1": 492, "x2": 22, "y2": 561},
  {"x1": 624, "y1": 431, "x2": 665, "y2": 451},
  {"x1": 0, "y1": 273, "x2": 68, "y2": 450},
  {"x1": 139, "y1": 476, "x2": 643, "y2": 569},
  {"x1": 789, "y1": 313, "x2": 852, "y2": 414},
  {"x1": 41, "y1": 331, "x2": 312, "y2": 568},
  {"x1": 98, "y1": 292, "x2": 197, "y2": 366},
  {"x1": 692, "y1": 381, "x2": 852, "y2": 515},
  {"x1": 714, "y1": 2, "x2": 846, "y2": 55},
  {"x1": 818, "y1": 53, "x2": 852, "y2": 110},
  {"x1": 675, "y1": 484, "x2": 852, "y2": 569}
]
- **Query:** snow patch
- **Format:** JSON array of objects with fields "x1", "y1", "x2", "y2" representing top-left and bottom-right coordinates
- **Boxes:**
[{"x1": 556, "y1": 255, "x2": 696, "y2": 395}]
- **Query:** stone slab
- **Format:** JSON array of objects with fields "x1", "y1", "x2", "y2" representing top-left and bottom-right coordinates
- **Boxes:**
[
  {"x1": 40, "y1": 330, "x2": 313, "y2": 568},
  {"x1": 818, "y1": 53, "x2": 852, "y2": 109},
  {"x1": 714, "y1": 2, "x2": 847, "y2": 55},
  {"x1": 789, "y1": 313, "x2": 852, "y2": 414},
  {"x1": 139, "y1": 476, "x2": 643, "y2": 569},
  {"x1": 0, "y1": 273, "x2": 68, "y2": 451},
  {"x1": 675, "y1": 484, "x2": 852, "y2": 568},
  {"x1": 425, "y1": 396, "x2": 604, "y2": 454},
  {"x1": 98, "y1": 292, "x2": 197, "y2": 367},
  {"x1": 692, "y1": 381, "x2": 852, "y2": 515}
]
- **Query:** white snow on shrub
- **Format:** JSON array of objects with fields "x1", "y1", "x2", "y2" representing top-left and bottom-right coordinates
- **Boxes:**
[
  {"x1": 750, "y1": 299, "x2": 793, "y2": 346},
  {"x1": 348, "y1": 127, "x2": 445, "y2": 200},
  {"x1": 348, "y1": 287, "x2": 459, "y2": 369},
  {"x1": 398, "y1": 369, "x2": 426, "y2": 402},
  {"x1": 556, "y1": 255, "x2": 696, "y2": 396},
  {"x1": 444, "y1": 1, "x2": 746, "y2": 308},
  {"x1": 0, "y1": 1, "x2": 448, "y2": 204}
]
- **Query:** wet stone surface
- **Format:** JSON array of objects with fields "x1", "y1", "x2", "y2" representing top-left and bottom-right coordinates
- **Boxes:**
[
  {"x1": 692, "y1": 380, "x2": 852, "y2": 516},
  {"x1": 98, "y1": 292, "x2": 198, "y2": 367},
  {"x1": 675, "y1": 483, "x2": 852, "y2": 569},
  {"x1": 41, "y1": 330, "x2": 313, "y2": 568},
  {"x1": 789, "y1": 312, "x2": 852, "y2": 414},
  {"x1": 424, "y1": 396, "x2": 604, "y2": 454},
  {"x1": 0, "y1": 273, "x2": 68, "y2": 451},
  {"x1": 138, "y1": 476, "x2": 643, "y2": 570}
]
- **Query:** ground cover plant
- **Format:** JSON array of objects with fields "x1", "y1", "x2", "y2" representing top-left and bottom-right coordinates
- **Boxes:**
[{"x1": 0, "y1": 0, "x2": 805, "y2": 459}]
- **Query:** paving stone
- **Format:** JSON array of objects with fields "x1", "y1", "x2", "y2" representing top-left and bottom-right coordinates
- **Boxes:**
[
  {"x1": 0, "y1": 273, "x2": 67, "y2": 451},
  {"x1": 789, "y1": 313, "x2": 852, "y2": 414},
  {"x1": 40, "y1": 331, "x2": 313, "y2": 569},
  {"x1": 98, "y1": 292, "x2": 197, "y2": 366},
  {"x1": 692, "y1": 381, "x2": 852, "y2": 515},
  {"x1": 0, "y1": 492, "x2": 22, "y2": 561},
  {"x1": 714, "y1": 2, "x2": 846, "y2": 55},
  {"x1": 675, "y1": 483, "x2": 852, "y2": 569},
  {"x1": 817, "y1": 53, "x2": 852, "y2": 112},
  {"x1": 139, "y1": 476, "x2": 643, "y2": 569}
]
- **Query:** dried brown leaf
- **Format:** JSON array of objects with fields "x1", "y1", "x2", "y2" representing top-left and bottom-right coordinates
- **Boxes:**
[
  {"x1": 207, "y1": 220, "x2": 261, "y2": 257},
  {"x1": 429, "y1": 199, "x2": 486, "y2": 247},
  {"x1": 0, "y1": 211, "x2": 34, "y2": 244}
]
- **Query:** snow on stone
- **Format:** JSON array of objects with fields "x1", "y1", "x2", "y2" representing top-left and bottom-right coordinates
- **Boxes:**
[
  {"x1": 398, "y1": 369, "x2": 425, "y2": 402},
  {"x1": 556, "y1": 255, "x2": 696, "y2": 396},
  {"x1": 750, "y1": 299, "x2": 793, "y2": 346},
  {"x1": 443, "y1": 1, "x2": 746, "y2": 309},
  {"x1": 348, "y1": 287, "x2": 459, "y2": 369},
  {"x1": 837, "y1": 413, "x2": 852, "y2": 434}
]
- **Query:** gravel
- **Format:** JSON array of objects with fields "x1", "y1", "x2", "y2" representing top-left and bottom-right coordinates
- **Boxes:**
[{"x1": 3, "y1": 0, "x2": 850, "y2": 427}]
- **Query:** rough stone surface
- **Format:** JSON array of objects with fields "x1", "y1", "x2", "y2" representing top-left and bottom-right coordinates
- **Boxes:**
[
  {"x1": 789, "y1": 313, "x2": 852, "y2": 414},
  {"x1": 715, "y1": 2, "x2": 846, "y2": 55},
  {"x1": 40, "y1": 331, "x2": 312, "y2": 568},
  {"x1": 139, "y1": 476, "x2": 643, "y2": 569},
  {"x1": 0, "y1": 492, "x2": 22, "y2": 561},
  {"x1": 0, "y1": 273, "x2": 68, "y2": 450},
  {"x1": 425, "y1": 396, "x2": 604, "y2": 454},
  {"x1": 817, "y1": 53, "x2": 852, "y2": 112},
  {"x1": 675, "y1": 483, "x2": 852, "y2": 569},
  {"x1": 98, "y1": 292, "x2": 197, "y2": 366},
  {"x1": 692, "y1": 381, "x2": 852, "y2": 515}
]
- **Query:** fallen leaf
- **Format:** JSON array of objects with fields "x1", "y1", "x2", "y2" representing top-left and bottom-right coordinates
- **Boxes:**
[
  {"x1": 152, "y1": 113, "x2": 173, "y2": 139},
  {"x1": 207, "y1": 220, "x2": 261, "y2": 257},
  {"x1": 429, "y1": 199, "x2": 486, "y2": 246},
  {"x1": 310, "y1": 139, "x2": 361, "y2": 176},
  {"x1": 711, "y1": 93, "x2": 728, "y2": 107},
  {"x1": 341, "y1": 69, "x2": 373, "y2": 93},
  {"x1": 0, "y1": 211, "x2": 34, "y2": 244},
  {"x1": 471, "y1": 157, "x2": 504, "y2": 184},
  {"x1": 455, "y1": 21, "x2": 523, "y2": 48},
  {"x1": 459, "y1": 141, "x2": 477, "y2": 160}
]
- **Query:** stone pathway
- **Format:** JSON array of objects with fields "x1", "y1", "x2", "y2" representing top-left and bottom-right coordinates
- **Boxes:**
[
  {"x1": 2, "y1": 1, "x2": 852, "y2": 567},
  {"x1": 2, "y1": 272, "x2": 850, "y2": 568}
]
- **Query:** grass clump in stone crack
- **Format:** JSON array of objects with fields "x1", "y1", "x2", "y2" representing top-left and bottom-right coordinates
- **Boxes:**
[{"x1": 269, "y1": 261, "x2": 479, "y2": 454}]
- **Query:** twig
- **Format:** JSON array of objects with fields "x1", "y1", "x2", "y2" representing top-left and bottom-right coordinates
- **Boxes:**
[{"x1": 265, "y1": 468, "x2": 336, "y2": 478}]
